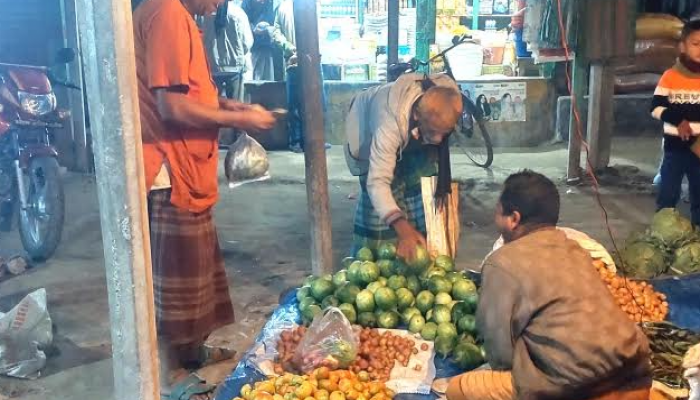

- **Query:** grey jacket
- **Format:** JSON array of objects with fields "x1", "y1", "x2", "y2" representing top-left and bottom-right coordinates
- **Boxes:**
[
  {"x1": 344, "y1": 73, "x2": 459, "y2": 223},
  {"x1": 477, "y1": 228, "x2": 651, "y2": 399},
  {"x1": 202, "y1": 2, "x2": 254, "y2": 73}
]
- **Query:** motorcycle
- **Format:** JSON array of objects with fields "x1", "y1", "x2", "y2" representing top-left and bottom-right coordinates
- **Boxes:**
[{"x1": 0, "y1": 48, "x2": 80, "y2": 260}]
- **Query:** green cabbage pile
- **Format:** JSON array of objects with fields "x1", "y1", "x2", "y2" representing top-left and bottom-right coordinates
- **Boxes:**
[
  {"x1": 620, "y1": 239, "x2": 668, "y2": 279},
  {"x1": 650, "y1": 208, "x2": 695, "y2": 247},
  {"x1": 620, "y1": 208, "x2": 700, "y2": 278},
  {"x1": 671, "y1": 242, "x2": 700, "y2": 275}
]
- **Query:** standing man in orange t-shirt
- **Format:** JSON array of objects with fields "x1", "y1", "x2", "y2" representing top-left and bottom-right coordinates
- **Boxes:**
[{"x1": 133, "y1": 0, "x2": 275, "y2": 398}]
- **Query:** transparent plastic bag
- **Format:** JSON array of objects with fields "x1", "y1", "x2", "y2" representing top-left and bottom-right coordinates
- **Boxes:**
[
  {"x1": 225, "y1": 133, "x2": 271, "y2": 189},
  {"x1": 294, "y1": 307, "x2": 358, "y2": 373},
  {"x1": 0, "y1": 288, "x2": 53, "y2": 379}
]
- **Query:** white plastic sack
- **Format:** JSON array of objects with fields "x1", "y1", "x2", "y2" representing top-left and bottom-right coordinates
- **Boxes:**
[
  {"x1": 485, "y1": 227, "x2": 617, "y2": 272},
  {"x1": 685, "y1": 344, "x2": 700, "y2": 400},
  {"x1": 224, "y1": 133, "x2": 271, "y2": 189},
  {"x1": 0, "y1": 288, "x2": 53, "y2": 379}
]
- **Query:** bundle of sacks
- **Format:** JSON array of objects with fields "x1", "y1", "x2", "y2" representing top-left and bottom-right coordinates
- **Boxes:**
[{"x1": 615, "y1": 14, "x2": 684, "y2": 94}]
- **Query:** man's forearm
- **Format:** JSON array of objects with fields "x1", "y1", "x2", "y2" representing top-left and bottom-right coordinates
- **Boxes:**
[{"x1": 157, "y1": 90, "x2": 248, "y2": 130}]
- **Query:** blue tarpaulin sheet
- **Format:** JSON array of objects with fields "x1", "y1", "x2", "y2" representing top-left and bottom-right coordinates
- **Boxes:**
[
  {"x1": 650, "y1": 273, "x2": 700, "y2": 331},
  {"x1": 216, "y1": 275, "x2": 700, "y2": 400},
  {"x1": 215, "y1": 289, "x2": 461, "y2": 400}
]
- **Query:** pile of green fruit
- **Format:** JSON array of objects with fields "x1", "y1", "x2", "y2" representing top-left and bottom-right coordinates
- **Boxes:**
[{"x1": 296, "y1": 243, "x2": 483, "y2": 362}]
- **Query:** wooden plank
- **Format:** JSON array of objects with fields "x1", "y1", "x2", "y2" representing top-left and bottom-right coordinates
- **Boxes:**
[
  {"x1": 293, "y1": 0, "x2": 334, "y2": 275},
  {"x1": 422, "y1": 178, "x2": 460, "y2": 259},
  {"x1": 75, "y1": 0, "x2": 160, "y2": 398}
]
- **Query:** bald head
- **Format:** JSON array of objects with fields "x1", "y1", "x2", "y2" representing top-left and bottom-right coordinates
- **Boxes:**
[{"x1": 414, "y1": 86, "x2": 463, "y2": 145}]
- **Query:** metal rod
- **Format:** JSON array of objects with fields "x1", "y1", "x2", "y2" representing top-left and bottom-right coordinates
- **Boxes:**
[
  {"x1": 75, "y1": 0, "x2": 160, "y2": 398},
  {"x1": 293, "y1": 0, "x2": 334, "y2": 275},
  {"x1": 388, "y1": 0, "x2": 400, "y2": 66}
]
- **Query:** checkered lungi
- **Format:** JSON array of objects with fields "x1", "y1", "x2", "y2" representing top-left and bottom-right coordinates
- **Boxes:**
[
  {"x1": 352, "y1": 135, "x2": 438, "y2": 255},
  {"x1": 352, "y1": 175, "x2": 427, "y2": 254},
  {"x1": 148, "y1": 189, "x2": 235, "y2": 346}
]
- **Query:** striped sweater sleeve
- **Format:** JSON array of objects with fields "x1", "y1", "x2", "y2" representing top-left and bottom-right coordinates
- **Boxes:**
[{"x1": 651, "y1": 71, "x2": 685, "y2": 126}]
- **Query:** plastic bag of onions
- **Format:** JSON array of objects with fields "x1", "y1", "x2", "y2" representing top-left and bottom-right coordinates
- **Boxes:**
[{"x1": 225, "y1": 133, "x2": 271, "y2": 188}]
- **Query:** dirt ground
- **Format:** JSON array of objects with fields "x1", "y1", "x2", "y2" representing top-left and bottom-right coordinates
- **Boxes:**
[{"x1": 0, "y1": 137, "x2": 675, "y2": 400}]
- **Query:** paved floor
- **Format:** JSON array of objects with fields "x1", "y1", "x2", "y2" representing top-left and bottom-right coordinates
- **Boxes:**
[{"x1": 0, "y1": 137, "x2": 669, "y2": 399}]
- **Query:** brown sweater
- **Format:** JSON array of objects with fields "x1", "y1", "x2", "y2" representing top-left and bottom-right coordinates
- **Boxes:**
[{"x1": 477, "y1": 228, "x2": 651, "y2": 400}]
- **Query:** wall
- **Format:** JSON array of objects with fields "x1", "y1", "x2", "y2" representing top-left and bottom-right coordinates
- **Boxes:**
[
  {"x1": 0, "y1": 0, "x2": 63, "y2": 65},
  {"x1": 245, "y1": 77, "x2": 558, "y2": 150},
  {"x1": 461, "y1": 77, "x2": 557, "y2": 147}
]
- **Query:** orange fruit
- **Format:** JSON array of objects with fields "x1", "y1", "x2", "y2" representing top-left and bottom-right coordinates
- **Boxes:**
[
  {"x1": 241, "y1": 384, "x2": 253, "y2": 398},
  {"x1": 330, "y1": 391, "x2": 346, "y2": 400},
  {"x1": 346, "y1": 390, "x2": 361, "y2": 400},
  {"x1": 339, "y1": 379, "x2": 354, "y2": 393},
  {"x1": 368, "y1": 383, "x2": 382, "y2": 396},
  {"x1": 315, "y1": 389, "x2": 330, "y2": 400},
  {"x1": 357, "y1": 371, "x2": 370, "y2": 383},
  {"x1": 254, "y1": 392, "x2": 274, "y2": 400},
  {"x1": 296, "y1": 382, "x2": 315, "y2": 399},
  {"x1": 257, "y1": 381, "x2": 276, "y2": 394},
  {"x1": 315, "y1": 367, "x2": 331, "y2": 380}
]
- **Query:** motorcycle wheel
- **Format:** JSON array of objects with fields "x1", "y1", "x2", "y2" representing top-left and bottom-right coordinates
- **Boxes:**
[{"x1": 19, "y1": 157, "x2": 65, "y2": 261}]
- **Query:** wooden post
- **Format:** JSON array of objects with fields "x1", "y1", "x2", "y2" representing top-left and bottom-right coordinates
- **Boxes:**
[
  {"x1": 566, "y1": 56, "x2": 587, "y2": 183},
  {"x1": 416, "y1": 0, "x2": 436, "y2": 64},
  {"x1": 586, "y1": 62, "x2": 614, "y2": 171},
  {"x1": 565, "y1": 0, "x2": 589, "y2": 184},
  {"x1": 76, "y1": 0, "x2": 160, "y2": 399},
  {"x1": 293, "y1": 0, "x2": 334, "y2": 275},
  {"x1": 387, "y1": 0, "x2": 400, "y2": 66}
]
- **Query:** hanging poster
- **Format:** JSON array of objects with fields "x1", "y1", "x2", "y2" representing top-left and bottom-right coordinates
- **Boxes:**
[
  {"x1": 478, "y1": 0, "x2": 494, "y2": 14},
  {"x1": 460, "y1": 81, "x2": 527, "y2": 122}
]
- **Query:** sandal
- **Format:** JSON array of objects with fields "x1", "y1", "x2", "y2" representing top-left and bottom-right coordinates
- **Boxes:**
[
  {"x1": 163, "y1": 373, "x2": 216, "y2": 400},
  {"x1": 182, "y1": 345, "x2": 237, "y2": 371},
  {"x1": 199, "y1": 345, "x2": 237, "y2": 367}
]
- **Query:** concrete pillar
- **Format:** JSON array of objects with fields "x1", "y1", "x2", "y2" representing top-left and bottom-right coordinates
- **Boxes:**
[{"x1": 76, "y1": 0, "x2": 160, "y2": 398}]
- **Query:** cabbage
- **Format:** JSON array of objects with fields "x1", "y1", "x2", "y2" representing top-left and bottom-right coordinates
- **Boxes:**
[
  {"x1": 650, "y1": 208, "x2": 695, "y2": 247},
  {"x1": 671, "y1": 242, "x2": 700, "y2": 275},
  {"x1": 620, "y1": 241, "x2": 668, "y2": 279}
]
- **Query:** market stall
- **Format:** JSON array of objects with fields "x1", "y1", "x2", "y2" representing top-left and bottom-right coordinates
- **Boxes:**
[{"x1": 215, "y1": 208, "x2": 700, "y2": 400}]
